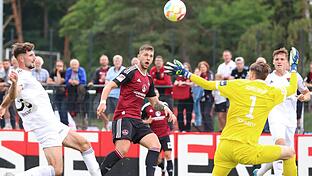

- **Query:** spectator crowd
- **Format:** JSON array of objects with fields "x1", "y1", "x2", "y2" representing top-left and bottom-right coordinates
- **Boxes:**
[{"x1": 0, "y1": 49, "x2": 311, "y2": 133}]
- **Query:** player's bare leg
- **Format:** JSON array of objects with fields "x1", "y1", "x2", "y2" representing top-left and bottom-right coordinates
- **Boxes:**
[
  {"x1": 63, "y1": 130, "x2": 101, "y2": 176},
  {"x1": 217, "y1": 112, "x2": 226, "y2": 131},
  {"x1": 100, "y1": 139, "x2": 131, "y2": 175},
  {"x1": 13, "y1": 147, "x2": 61, "y2": 176},
  {"x1": 140, "y1": 133, "x2": 161, "y2": 176}
]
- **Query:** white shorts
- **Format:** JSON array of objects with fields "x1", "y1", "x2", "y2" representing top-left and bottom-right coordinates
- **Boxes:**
[
  {"x1": 31, "y1": 122, "x2": 70, "y2": 149},
  {"x1": 269, "y1": 122, "x2": 296, "y2": 147}
]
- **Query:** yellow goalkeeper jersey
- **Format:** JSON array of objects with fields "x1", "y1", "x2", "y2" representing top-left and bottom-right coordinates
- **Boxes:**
[{"x1": 190, "y1": 72, "x2": 298, "y2": 144}]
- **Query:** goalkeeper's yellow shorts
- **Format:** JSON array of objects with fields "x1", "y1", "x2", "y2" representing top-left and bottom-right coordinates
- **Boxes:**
[{"x1": 214, "y1": 139, "x2": 281, "y2": 169}]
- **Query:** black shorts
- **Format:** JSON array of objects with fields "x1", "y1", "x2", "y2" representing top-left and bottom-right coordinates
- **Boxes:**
[
  {"x1": 106, "y1": 97, "x2": 118, "y2": 115},
  {"x1": 159, "y1": 135, "x2": 172, "y2": 151},
  {"x1": 215, "y1": 102, "x2": 227, "y2": 112},
  {"x1": 112, "y1": 117, "x2": 153, "y2": 144}
]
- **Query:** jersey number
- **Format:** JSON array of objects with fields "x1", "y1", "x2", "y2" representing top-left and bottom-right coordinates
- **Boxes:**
[
  {"x1": 246, "y1": 96, "x2": 256, "y2": 119},
  {"x1": 16, "y1": 99, "x2": 32, "y2": 112}
]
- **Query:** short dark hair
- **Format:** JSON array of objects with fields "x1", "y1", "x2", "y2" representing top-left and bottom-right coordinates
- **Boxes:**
[
  {"x1": 273, "y1": 47, "x2": 288, "y2": 59},
  {"x1": 139, "y1": 44, "x2": 154, "y2": 53},
  {"x1": 249, "y1": 62, "x2": 271, "y2": 80},
  {"x1": 2, "y1": 58, "x2": 10, "y2": 62},
  {"x1": 12, "y1": 42, "x2": 35, "y2": 58}
]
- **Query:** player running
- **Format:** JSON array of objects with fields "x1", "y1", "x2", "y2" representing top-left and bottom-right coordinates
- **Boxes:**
[
  {"x1": 164, "y1": 47, "x2": 300, "y2": 176},
  {"x1": 96, "y1": 44, "x2": 176, "y2": 176},
  {"x1": 253, "y1": 48, "x2": 310, "y2": 176},
  {"x1": 141, "y1": 89, "x2": 174, "y2": 176},
  {"x1": 0, "y1": 42, "x2": 101, "y2": 176}
]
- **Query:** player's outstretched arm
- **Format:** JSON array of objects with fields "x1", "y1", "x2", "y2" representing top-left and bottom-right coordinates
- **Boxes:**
[
  {"x1": 285, "y1": 47, "x2": 300, "y2": 97},
  {"x1": 164, "y1": 59, "x2": 217, "y2": 90},
  {"x1": 96, "y1": 81, "x2": 118, "y2": 117}
]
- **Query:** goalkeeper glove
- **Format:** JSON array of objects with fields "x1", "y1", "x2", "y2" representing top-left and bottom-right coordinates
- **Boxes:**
[
  {"x1": 289, "y1": 47, "x2": 299, "y2": 71},
  {"x1": 164, "y1": 59, "x2": 192, "y2": 79}
]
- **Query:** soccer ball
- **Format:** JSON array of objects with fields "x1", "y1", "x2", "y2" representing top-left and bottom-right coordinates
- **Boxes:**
[{"x1": 164, "y1": 0, "x2": 186, "y2": 22}]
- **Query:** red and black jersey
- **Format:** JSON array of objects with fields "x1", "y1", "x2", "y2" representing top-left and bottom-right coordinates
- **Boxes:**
[
  {"x1": 141, "y1": 102, "x2": 170, "y2": 138},
  {"x1": 113, "y1": 65, "x2": 156, "y2": 120}
]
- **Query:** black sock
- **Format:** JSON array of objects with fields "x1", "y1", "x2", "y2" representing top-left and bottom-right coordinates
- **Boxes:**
[
  {"x1": 100, "y1": 150, "x2": 123, "y2": 175},
  {"x1": 167, "y1": 160, "x2": 173, "y2": 176},
  {"x1": 158, "y1": 159, "x2": 165, "y2": 171},
  {"x1": 146, "y1": 150, "x2": 160, "y2": 176}
]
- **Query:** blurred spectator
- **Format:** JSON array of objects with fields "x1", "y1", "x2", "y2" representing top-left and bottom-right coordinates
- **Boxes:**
[
  {"x1": 47, "y1": 60, "x2": 68, "y2": 125},
  {"x1": 212, "y1": 74, "x2": 227, "y2": 131},
  {"x1": 0, "y1": 59, "x2": 16, "y2": 129},
  {"x1": 217, "y1": 50, "x2": 236, "y2": 80},
  {"x1": 150, "y1": 55, "x2": 173, "y2": 110},
  {"x1": 198, "y1": 61, "x2": 214, "y2": 132},
  {"x1": 131, "y1": 57, "x2": 139, "y2": 66},
  {"x1": 173, "y1": 62, "x2": 193, "y2": 132},
  {"x1": 304, "y1": 62, "x2": 312, "y2": 88},
  {"x1": 65, "y1": 59, "x2": 87, "y2": 129},
  {"x1": 102, "y1": 55, "x2": 125, "y2": 131},
  {"x1": 88, "y1": 55, "x2": 110, "y2": 122},
  {"x1": 31, "y1": 56, "x2": 49, "y2": 83},
  {"x1": 191, "y1": 68, "x2": 204, "y2": 128},
  {"x1": 230, "y1": 57, "x2": 249, "y2": 79},
  {"x1": 256, "y1": 57, "x2": 267, "y2": 64}
]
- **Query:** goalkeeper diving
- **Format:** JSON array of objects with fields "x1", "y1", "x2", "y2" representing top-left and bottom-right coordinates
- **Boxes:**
[{"x1": 164, "y1": 47, "x2": 300, "y2": 176}]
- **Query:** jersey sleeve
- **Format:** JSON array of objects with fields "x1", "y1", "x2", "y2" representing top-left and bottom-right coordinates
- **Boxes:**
[
  {"x1": 297, "y1": 73, "x2": 308, "y2": 93},
  {"x1": 112, "y1": 67, "x2": 135, "y2": 87},
  {"x1": 272, "y1": 71, "x2": 298, "y2": 106},
  {"x1": 216, "y1": 80, "x2": 239, "y2": 99},
  {"x1": 146, "y1": 77, "x2": 156, "y2": 97}
]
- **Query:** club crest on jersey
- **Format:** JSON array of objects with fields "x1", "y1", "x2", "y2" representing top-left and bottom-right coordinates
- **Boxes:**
[
  {"x1": 142, "y1": 84, "x2": 147, "y2": 92},
  {"x1": 116, "y1": 74, "x2": 126, "y2": 82},
  {"x1": 155, "y1": 111, "x2": 161, "y2": 117},
  {"x1": 220, "y1": 80, "x2": 227, "y2": 86},
  {"x1": 122, "y1": 129, "x2": 129, "y2": 135}
]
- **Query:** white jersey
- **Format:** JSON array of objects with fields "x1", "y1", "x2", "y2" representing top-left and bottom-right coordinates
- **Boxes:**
[
  {"x1": 212, "y1": 90, "x2": 226, "y2": 104},
  {"x1": 14, "y1": 69, "x2": 58, "y2": 132},
  {"x1": 217, "y1": 60, "x2": 236, "y2": 78},
  {"x1": 265, "y1": 70, "x2": 308, "y2": 127}
]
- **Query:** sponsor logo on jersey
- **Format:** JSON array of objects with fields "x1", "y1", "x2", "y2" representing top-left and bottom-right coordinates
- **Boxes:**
[
  {"x1": 142, "y1": 84, "x2": 147, "y2": 92},
  {"x1": 116, "y1": 74, "x2": 126, "y2": 82},
  {"x1": 137, "y1": 78, "x2": 141, "y2": 82},
  {"x1": 155, "y1": 111, "x2": 161, "y2": 117},
  {"x1": 122, "y1": 129, "x2": 129, "y2": 135},
  {"x1": 220, "y1": 80, "x2": 227, "y2": 86}
]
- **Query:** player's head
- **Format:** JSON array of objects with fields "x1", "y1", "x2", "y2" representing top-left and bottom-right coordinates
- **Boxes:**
[
  {"x1": 272, "y1": 47, "x2": 288, "y2": 72},
  {"x1": 138, "y1": 44, "x2": 154, "y2": 70},
  {"x1": 222, "y1": 50, "x2": 232, "y2": 63},
  {"x1": 249, "y1": 62, "x2": 271, "y2": 80},
  {"x1": 99, "y1": 55, "x2": 109, "y2": 67},
  {"x1": 215, "y1": 73, "x2": 223, "y2": 80},
  {"x1": 154, "y1": 55, "x2": 164, "y2": 68},
  {"x1": 12, "y1": 42, "x2": 36, "y2": 70}
]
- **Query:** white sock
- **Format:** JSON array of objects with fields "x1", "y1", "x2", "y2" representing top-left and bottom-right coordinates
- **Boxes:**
[
  {"x1": 82, "y1": 147, "x2": 101, "y2": 176},
  {"x1": 257, "y1": 162, "x2": 273, "y2": 176},
  {"x1": 273, "y1": 160, "x2": 283, "y2": 176},
  {"x1": 16, "y1": 165, "x2": 55, "y2": 176}
]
